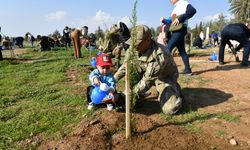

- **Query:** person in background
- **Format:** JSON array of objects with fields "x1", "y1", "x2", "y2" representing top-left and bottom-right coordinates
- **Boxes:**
[
  {"x1": 193, "y1": 35, "x2": 203, "y2": 49},
  {"x1": 0, "y1": 26, "x2": 2, "y2": 61},
  {"x1": 63, "y1": 26, "x2": 71, "y2": 48},
  {"x1": 218, "y1": 23, "x2": 250, "y2": 66},
  {"x1": 99, "y1": 22, "x2": 130, "y2": 69},
  {"x1": 161, "y1": 0, "x2": 196, "y2": 75},
  {"x1": 25, "y1": 32, "x2": 35, "y2": 48},
  {"x1": 199, "y1": 30, "x2": 205, "y2": 44},
  {"x1": 211, "y1": 31, "x2": 219, "y2": 47},
  {"x1": 70, "y1": 26, "x2": 88, "y2": 59},
  {"x1": 157, "y1": 24, "x2": 171, "y2": 47},
  {"x1": 0, "y1": 26, "x2": 2, "y2": 44}
]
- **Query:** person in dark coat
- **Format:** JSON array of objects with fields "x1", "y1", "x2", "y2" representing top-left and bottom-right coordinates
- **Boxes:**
[
  {"x1": 63, "y1": 26, "x2": 71, "y2": 48},
  {"x1": 219, "y1": 23, "x2": 250, "y2": 66},
  {"x1": 193, "y1": 35, "x2": 203, "y2": 49}
]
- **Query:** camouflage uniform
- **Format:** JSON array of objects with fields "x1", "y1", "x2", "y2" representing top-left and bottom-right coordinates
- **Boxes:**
[
  {"x1": 101, "y1": 24, "x2": 123, "y2": 68},
  {"x1": 114, "y1": 25, "x2": 182, "y2": 115}
]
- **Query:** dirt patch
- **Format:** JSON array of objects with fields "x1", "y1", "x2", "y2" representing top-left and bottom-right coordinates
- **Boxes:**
[
  {"x1": 65, "y1": 66, "x2": 94, "y2": 95},
  {"x1": 1, "y1": 48, "x2": 60, "y2": 63},
  {"x1": 38, "y1": 109, "x2": 236, "y2": 150},
  {"x1": 38, "y1": 49, "x2": 250, "y2": 149},
  {"x1": 1, "y1": 48, "x2": 28, "y2": 57}
]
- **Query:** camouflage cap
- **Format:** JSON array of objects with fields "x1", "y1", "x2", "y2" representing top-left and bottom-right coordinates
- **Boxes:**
[{"x1": 126, "y1": 25, "x2": 152, "y2": 46}]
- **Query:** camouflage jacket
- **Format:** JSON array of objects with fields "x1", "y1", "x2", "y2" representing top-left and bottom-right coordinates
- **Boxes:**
[
  {"x1": 102, "y1": 32, "x2": 122, "y2": 53},
  {"x1": 114, "y1": 41, "x2": 179, "y2": 95}
]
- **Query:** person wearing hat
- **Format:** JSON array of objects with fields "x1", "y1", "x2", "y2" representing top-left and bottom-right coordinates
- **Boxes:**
[
  {"x1": 99, "y1": 23, "x2": 130, "y2": 69},
  {"x1": 87, "y1": 53, "x2": 117, "y2": 111},
  {"x1": 114, "y1": 25, "x2": 183, "y2": 115}
]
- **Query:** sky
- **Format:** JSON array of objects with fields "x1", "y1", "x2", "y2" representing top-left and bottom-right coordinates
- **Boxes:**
[{"x1": 0, "y1": 0, "x2": 231, "y2": 37}]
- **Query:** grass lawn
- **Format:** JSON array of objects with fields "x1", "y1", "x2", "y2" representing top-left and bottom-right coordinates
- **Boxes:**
[
  {"x1": 0, "y1": 47, "x2": 96, "y2": 149},
  {"x1": 0, "y1": 46, "x2": 236, "y2": 149}
]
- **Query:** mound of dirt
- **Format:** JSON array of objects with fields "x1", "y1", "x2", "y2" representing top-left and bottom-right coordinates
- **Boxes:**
[{"x1": 38, "y1": 107, "x2": 235, "y2": 150}]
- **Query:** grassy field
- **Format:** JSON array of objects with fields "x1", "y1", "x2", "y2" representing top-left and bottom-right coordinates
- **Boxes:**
[
  {"x1": 0, "y1": 47, "x2": 96, "y2": 149},
  {"x1": 0, "y1": 47, "x2": 237, "y2": 149}
]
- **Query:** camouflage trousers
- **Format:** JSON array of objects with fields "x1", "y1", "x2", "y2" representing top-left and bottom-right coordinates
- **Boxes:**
[{"x1": 155, "y1": 79, "x2": 183, "y2": 115}]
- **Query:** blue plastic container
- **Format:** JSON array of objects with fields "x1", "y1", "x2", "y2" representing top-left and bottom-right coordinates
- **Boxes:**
[
  {"x1": 90, "y1": 86, "x2": 108, "y2": 104},
  {"x1": 210, "y1": 51, "x2": 217, "y2": 61}
]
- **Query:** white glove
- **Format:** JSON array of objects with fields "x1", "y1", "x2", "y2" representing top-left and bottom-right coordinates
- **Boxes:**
[{"x1": 100, "y1": 83, "x2": 109, "y2": 92}]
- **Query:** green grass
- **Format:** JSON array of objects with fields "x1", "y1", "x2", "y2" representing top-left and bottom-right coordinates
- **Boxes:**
[
  {"x1": 179, "y1": 74, "x2": 209, "y2": 88},
  {"x1": 216, "y1": 113, "x2": 239, "y2": 123},
  {"x1": 162, "y1": 107, "x2": 239, "y2": 134},
  {"x1": 0, "y1": 47, "x2": 96, "y2": 149},
  {"x1": 215, "y1": 130, "x2": 226, "y2": 138},
  {"x1": 190, "y1": 47, "x2": 216, "y2": 57},
  {"x1": 173, "y1": 72, "x2": 239, "y2": 132}
]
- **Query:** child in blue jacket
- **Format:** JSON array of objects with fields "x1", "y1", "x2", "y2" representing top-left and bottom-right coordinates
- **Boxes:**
[{"x1": 87, "y1": 53, "x2": 116, "y2": 111}]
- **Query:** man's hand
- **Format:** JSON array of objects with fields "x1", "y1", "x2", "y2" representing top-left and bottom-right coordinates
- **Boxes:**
[{"x1": 108, "y1": 92, "x2": 114, "y2": 98}]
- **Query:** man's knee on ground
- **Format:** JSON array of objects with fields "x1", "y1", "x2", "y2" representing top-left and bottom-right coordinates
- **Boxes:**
[
  {"x1": 161, "y1": 95, "x2": 182, "y2": 115},
  {"x1": 159, "y1": 86, "x2": 182, "y2": 115}
]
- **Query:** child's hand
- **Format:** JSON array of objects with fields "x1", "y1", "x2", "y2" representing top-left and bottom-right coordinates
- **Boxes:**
[
  {"x1": 102, "y1": 92, "x2": 114, "y2": 103},
  {"x1": 160, "y1": 17, "x2": 165, "y2": 22},
  {"x1": 93, "y1": 77, "x2": 100, "y2": 85},
  {"x1": 108, "y1": 92, "x2": 114, "y2": 99}
]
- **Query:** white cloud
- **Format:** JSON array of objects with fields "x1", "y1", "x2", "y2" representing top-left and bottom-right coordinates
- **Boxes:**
[
  {"x1": 71, "y1": 10, "x2": 131, "y2": 33},
  {"x1": 93, "y1": 10, "x2": 116, "y2": 24},
  {"x1": 118, "y1": 16, "x2": 132, "y2": 28},
  {"x1": 202, "y1": 13, "x2": 234, "y2": 22},
  {"x1": 45, "y1": 11, "x2": 67, "y2": 21},
  {"x1": 203, "y1": 13, "x2": 221, "y2": 21}
]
